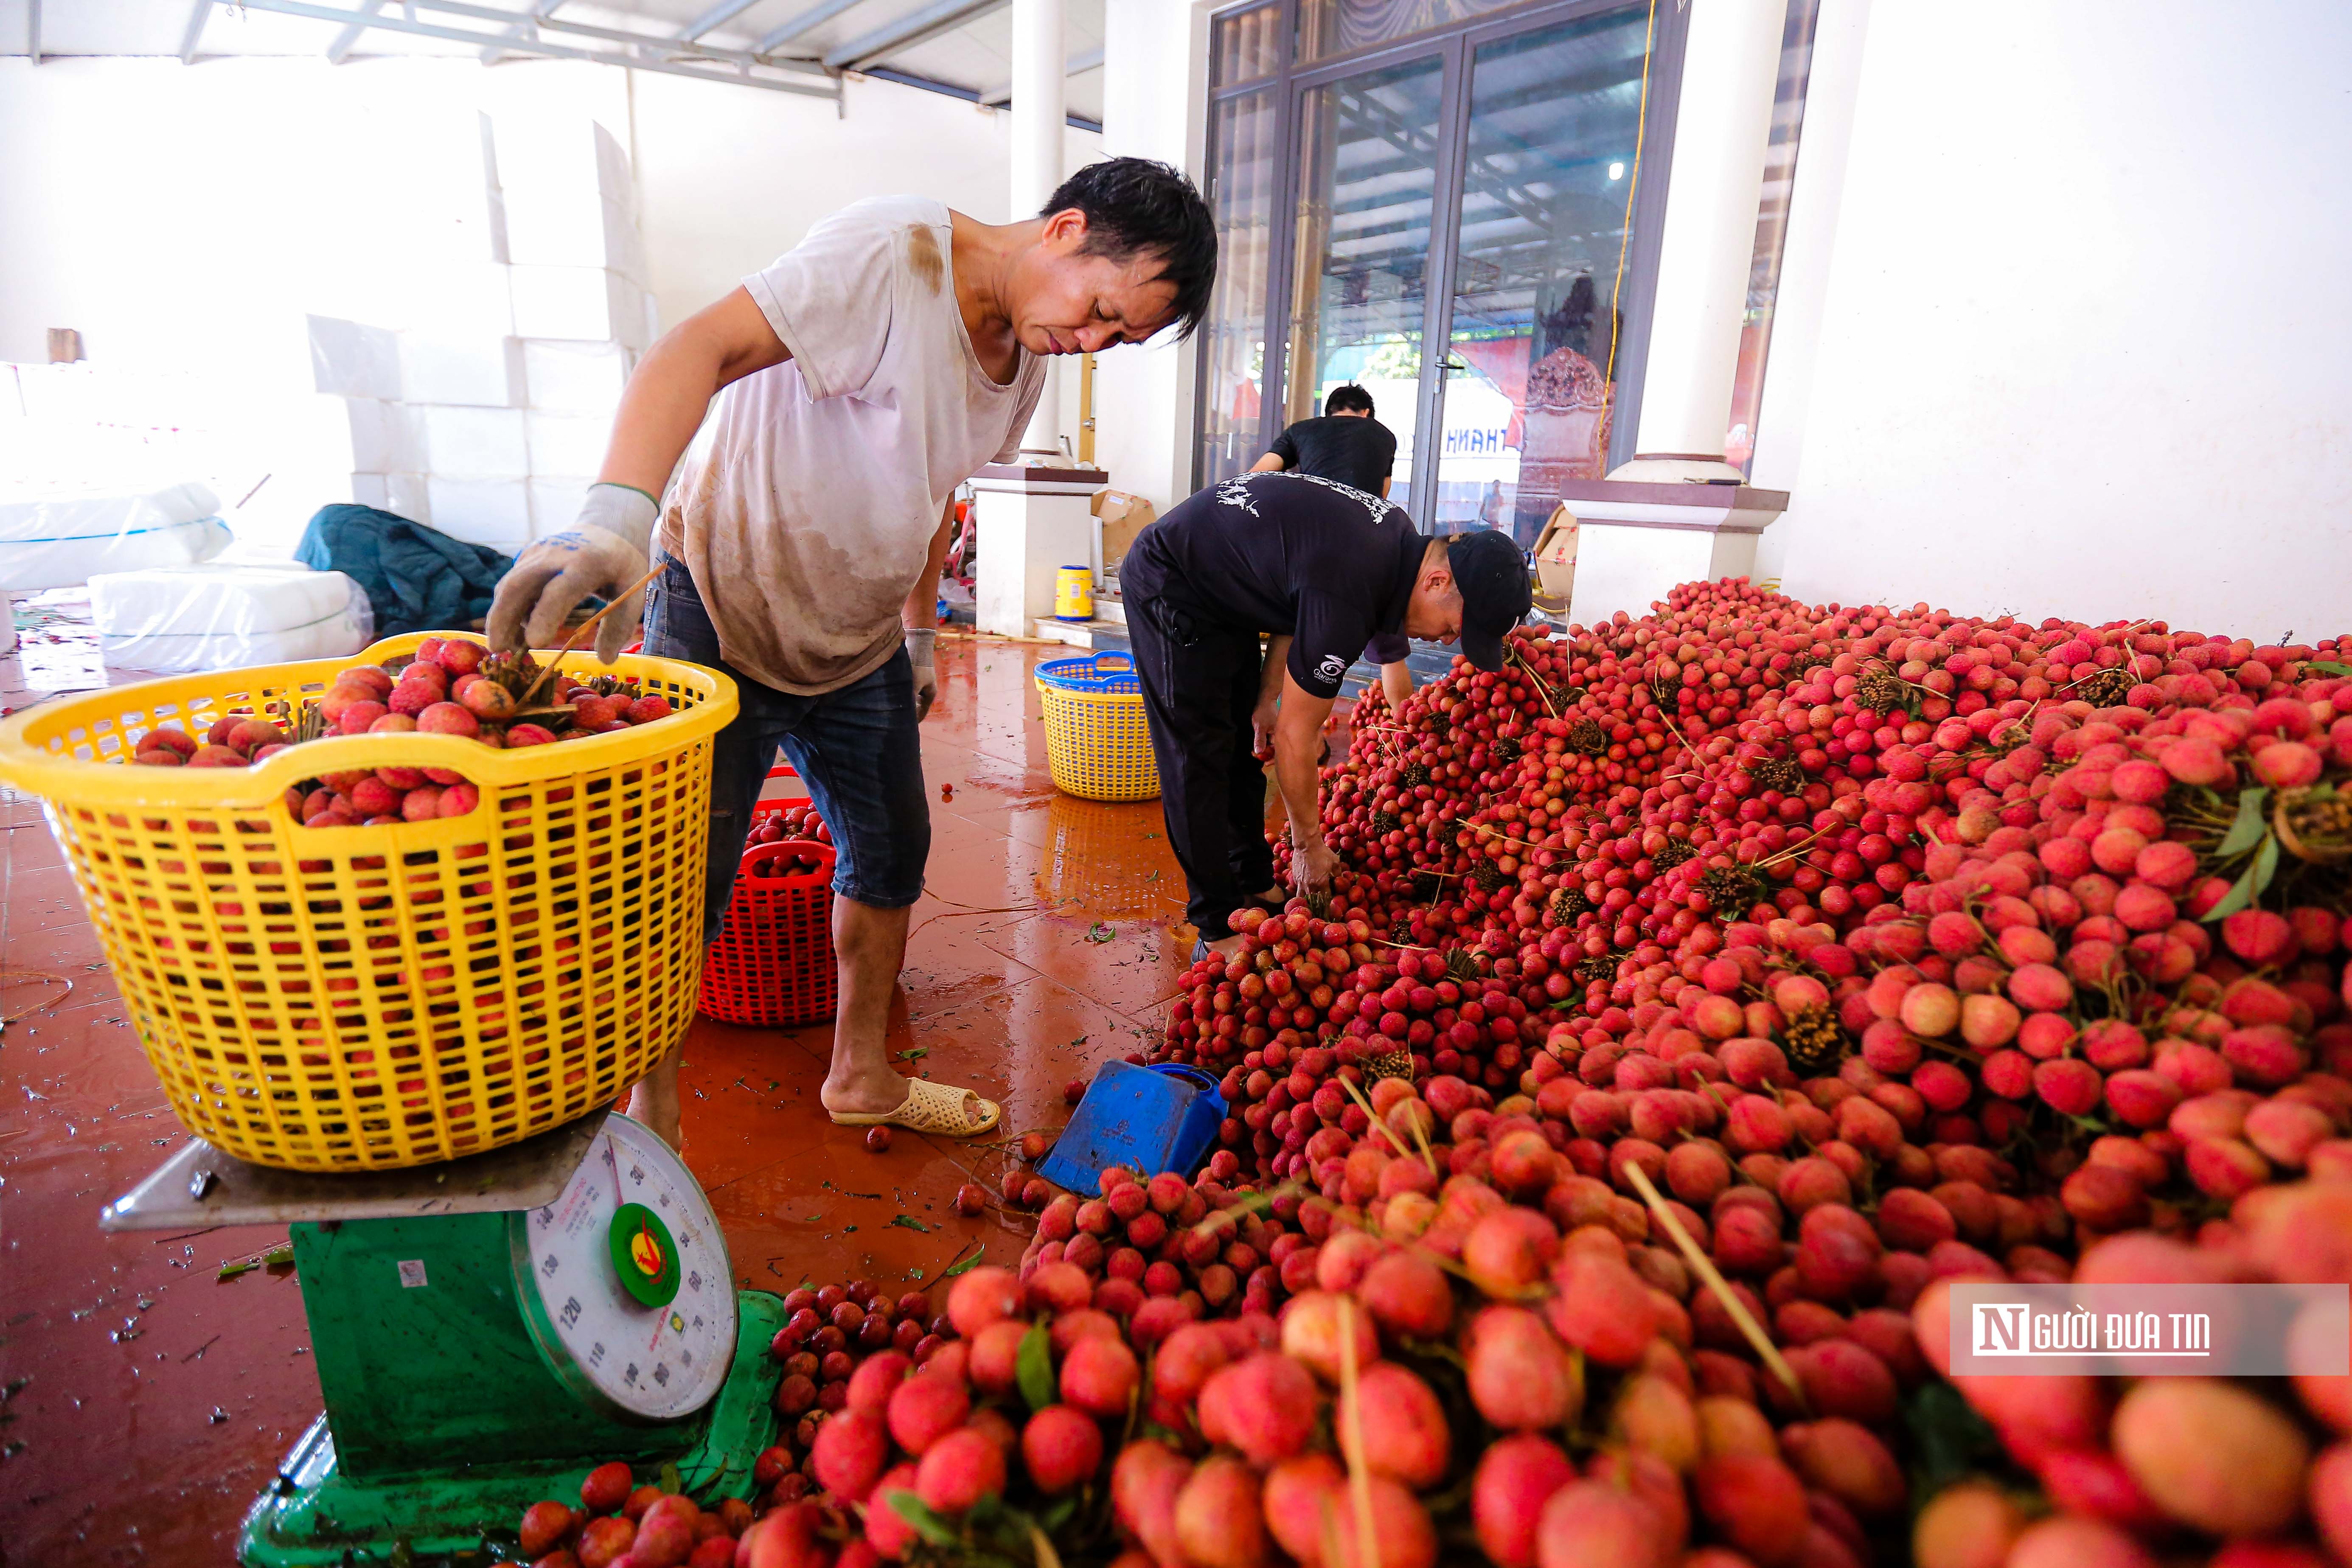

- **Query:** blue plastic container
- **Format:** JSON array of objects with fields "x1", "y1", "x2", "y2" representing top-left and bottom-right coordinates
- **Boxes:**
[{"x1": 1038, "y1": 1061, "x2": 1227, "y2": 1197}]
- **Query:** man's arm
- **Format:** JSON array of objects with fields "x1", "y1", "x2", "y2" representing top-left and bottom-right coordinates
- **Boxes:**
[
  {"x1": 901, "y1": 497, "x2": 954, "y2": 721},
  {"x1": 1272, "y1": 668, "x2": 1338, "y2": 891},
  {"x1": 1249, "y1": 452, "x2": 1288, "y2": 473},
  {"x1": 489, "y1": 287, "x2": 789, "y2": 658},
  {"x1": 1252, "y1": 634, "x2": 1291, "y2": 757},
  {"x1": 599, "y1": 288, "x2": 791, "y2": 496},
  {"x1": 1381, "y1": 661, "x2": 1412, "y2": 708},
  {"x1": 1378, "y1": 477, "x2": 1392, "y2": 497}
]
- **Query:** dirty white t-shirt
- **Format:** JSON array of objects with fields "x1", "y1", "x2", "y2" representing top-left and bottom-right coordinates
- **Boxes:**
[{"x1": 657, "y1": 196, "x2": 1044, "y2": 695}]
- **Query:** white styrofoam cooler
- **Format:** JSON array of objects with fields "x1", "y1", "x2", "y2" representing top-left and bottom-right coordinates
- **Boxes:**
[{"x1": 0, "y1": 482, "x2": 232, "y2": 592}]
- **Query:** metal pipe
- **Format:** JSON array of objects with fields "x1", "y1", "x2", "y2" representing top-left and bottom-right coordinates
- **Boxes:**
[
  {"x1": 754, "y1": 0, "x2": 862, "y2": 52},
  {"x1": 824, "y1": 0, "x2": 1008, "y2": 74},
  {"x1": 230, "y1": 0, "x2": 840, "y2": 96},
  {"x1": 181, "y1": 0, "x2": 215, "y2": 62}
]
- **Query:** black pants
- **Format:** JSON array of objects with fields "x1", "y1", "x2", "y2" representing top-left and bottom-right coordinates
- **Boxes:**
[{"x1": 1125, "y1": 593, "x2": 1276, "y2": 942}]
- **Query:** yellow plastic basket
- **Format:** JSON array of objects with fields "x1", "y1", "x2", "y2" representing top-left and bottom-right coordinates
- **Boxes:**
[
  {"x1": 0, "y1": 634, "x2": 738, "y2": 1171},
  {"x1": 1034, "y1": 653, "x2": 1159, "y2": 803}
]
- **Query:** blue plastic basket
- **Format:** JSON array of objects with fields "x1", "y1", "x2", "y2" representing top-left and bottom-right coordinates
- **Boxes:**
[
  {"x1": 1038, "y1": 1061, "x2": 1227, "y2": 1196},
  {"x1": 1036, "y1": 652, "x2": 1140, "y2": 693}
]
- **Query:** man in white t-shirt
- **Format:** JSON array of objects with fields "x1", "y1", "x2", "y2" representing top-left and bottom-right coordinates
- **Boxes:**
[{"x1": 488, "y1": 160, "x2": 1215, "y2": 1147}]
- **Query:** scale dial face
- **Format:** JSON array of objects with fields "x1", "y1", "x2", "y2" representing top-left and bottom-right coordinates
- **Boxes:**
[{"x1": 511, "y1": 1114, "x2": 736, "y2": 1422}]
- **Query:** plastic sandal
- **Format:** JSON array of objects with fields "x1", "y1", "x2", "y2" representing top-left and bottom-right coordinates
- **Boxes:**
[{"x1": 830, "y1": 1076, "x2": 1002, "y2": 1139}]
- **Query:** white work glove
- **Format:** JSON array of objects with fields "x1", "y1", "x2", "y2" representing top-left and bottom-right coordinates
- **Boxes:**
[
  {"x1": 487, "y1": 483, "x2": 658, "y2": 664},
  {"x1": 907, "y1": 626, "x2": 938, "y2": 721}
]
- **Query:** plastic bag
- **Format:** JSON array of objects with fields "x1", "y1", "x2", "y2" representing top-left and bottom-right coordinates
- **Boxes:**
[
  {"x1": 88, "y1": 564, "x2": 374, "y2": 673},
  {"x1": 0, "y1": 482, "x2": 231, "y2": 591}
]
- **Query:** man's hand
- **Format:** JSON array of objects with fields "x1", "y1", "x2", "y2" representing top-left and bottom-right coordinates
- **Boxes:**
[
  {"x1": 1293, "y1": 837, "x2": 1339, "y2": 894},
  {"x1": 907, "y1": 627, "x2": 938, "y2": 720},
  {"x1": 1251, "y1": 695, "x2": 1279, "y2": 760},
  {"x1": 487, "y1": 484, "x2": 658, "y2": 663}
]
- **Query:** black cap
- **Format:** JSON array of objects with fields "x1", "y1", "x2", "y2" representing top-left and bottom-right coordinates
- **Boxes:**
[{"x1": 1445, "y1": 529, "x2": 1533, "y2": 673}]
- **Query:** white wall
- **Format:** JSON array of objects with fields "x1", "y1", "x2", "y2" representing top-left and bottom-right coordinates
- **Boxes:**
[
  {"x1": 1757, "y1": 0, "x2": 2352, "y2": 636},
  {"x1": 0, "y1": 54, "x2": 1100, "y2": 551},
  {"x1": 629, "y1": 70, "x2": 1099, "y2": 339}
]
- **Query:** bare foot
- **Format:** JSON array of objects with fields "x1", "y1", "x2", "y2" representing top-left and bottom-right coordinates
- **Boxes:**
[{"x1": 820, "y1": 1062, "x2": 908, "y2": 1119}]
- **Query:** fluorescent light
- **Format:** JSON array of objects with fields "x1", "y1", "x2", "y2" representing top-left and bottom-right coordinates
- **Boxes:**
[{"x1": 1608, "y1": 161, "x2": 1625, "y2": 180}]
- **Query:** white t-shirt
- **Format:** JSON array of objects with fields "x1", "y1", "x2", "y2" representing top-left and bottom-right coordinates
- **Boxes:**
[{"x1": 657, "y1": 196, "x2": 1045, "y2": 695}]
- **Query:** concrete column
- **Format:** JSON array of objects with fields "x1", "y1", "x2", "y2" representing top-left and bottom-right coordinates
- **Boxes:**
[
  {"x1": 1012, "y1": 0, "x2": 1067, "y2": 455},
  {"x1": 1608, "y1": 0, "x2": 1787, "y2": 483},
  {"x1": 1094, "y1": 0, "x2": 1210, "y2": 514}
]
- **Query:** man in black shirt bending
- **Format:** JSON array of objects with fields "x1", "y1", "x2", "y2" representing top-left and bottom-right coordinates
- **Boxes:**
[
  {"x1": 1121, "y1": 471, "x2": 1531, "y2": 959},
  {"x1": 1251, "y1": 384, "x2": 1414, "y2": 708}
]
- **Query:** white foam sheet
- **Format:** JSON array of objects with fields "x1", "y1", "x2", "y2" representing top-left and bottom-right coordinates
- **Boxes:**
[
  {"x1": 88, "y1": 563, "x2": 373, "y2": 673},
  {"x1": 0, "y1": 483, "x2": 232, "y2": 591}
]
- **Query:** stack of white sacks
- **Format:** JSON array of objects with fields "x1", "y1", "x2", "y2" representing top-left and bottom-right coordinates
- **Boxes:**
[{"x1": 307, "y1": 113, "x2": 656, "y2": 558}]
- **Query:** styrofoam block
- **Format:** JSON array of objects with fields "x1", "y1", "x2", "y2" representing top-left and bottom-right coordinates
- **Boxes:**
[
  {"x1": 421, "y1": 406, "x2": 529, "y2": 479},
  {"x1": 432, "y1": 263, "x2": 516, "y2": 340},
  {"x1": 425, "y1": 477, "x2": 530, "y2": 551},
  {"x1": 401, "y1": 333, "x2": 525, "y2": 409},
  {"x1": 522, "y1": 339, "x2": 630, "y2": 414},
  {"x1": 494, "y1": 116, "x2": 634, "y2": 208},
  {"x1": 477, "y1": 112, "x2": 511, "y2": 266},
  {"x1": 503, "y1": 188, "x2": 643, "y2": 280},
  {"x1": 387, "y1": 472, "x2": 432, "y2": 525},
  {"x1": 530, "y1": 476, "x2": 595, "y2": 535},
  {"x1": 510, "y1": 267, "x2": 645, "y2": 350},
  {"x1": 308, "y1": 315, "x2": 402, "y2": 400},
  {"x1": 346, "y1": 399, "x2": 425, "y2": 474},
  {"x1": 526, "y1": 412, "x2": 611, "y2": 477}
]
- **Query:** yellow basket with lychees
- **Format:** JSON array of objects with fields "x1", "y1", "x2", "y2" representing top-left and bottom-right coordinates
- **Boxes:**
[{"x1": 0, "y1": 633, "x2": 737, "y2": 1171}]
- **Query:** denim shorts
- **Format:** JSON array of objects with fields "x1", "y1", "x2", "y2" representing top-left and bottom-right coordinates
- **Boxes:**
[{"x1": 640, "y1": 553, "x2": 930, "y2": 940}]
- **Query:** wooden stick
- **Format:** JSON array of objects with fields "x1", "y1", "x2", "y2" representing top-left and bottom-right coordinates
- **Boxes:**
[
  {"x1": 519, "y1": 559, "x2": 667, "y2": 707},
  {"x1": 1623, "y1": 1161, "x2": 1807, "y2": 1406}
]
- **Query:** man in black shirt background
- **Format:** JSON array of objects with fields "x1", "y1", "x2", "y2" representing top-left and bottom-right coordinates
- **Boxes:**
[
  {"x1": 1251, "y1": 384, "x2": 1415, "y2": 709},
  {"x1": 1121, "y1": 471, "x2": 1532, "y2": 959}
]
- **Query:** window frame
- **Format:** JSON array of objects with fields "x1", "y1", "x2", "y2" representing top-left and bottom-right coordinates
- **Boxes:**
[{"x1": 1196, "y1": 0, "x2": 1694, "y2": 522}]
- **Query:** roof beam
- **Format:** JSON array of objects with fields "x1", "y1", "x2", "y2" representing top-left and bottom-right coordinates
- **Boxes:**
[
  {"x1": 482, "y1": 0, "x2": 563, "y2": 65},
  {"x1": 824, "y1": 0, "x2": 1006, "y2": 74},
  {"x1": 326, "y1": 0, "x2": 383, "y2": 60},
  {"x1": 181, "y1": 0, "x2": 214, "y2": 62},
  {"x1": 754, "y1": 0, "x2": 861, "y2": 52},
  {"x1": 679, "y1": 0, "x2": 762, "y2": 44},
  {"x1": 860, "y1": 65, "x2": 1102, "y2": 132},
  {"x1": 230, "y1": 0, "x2": 841, "y2": 96},
  {"x1": 978, "y1": 41, "x2": 1100, "y2": 106},
  {"x1": 27, "y1": 0, "x2": 39, "y2": 65}
]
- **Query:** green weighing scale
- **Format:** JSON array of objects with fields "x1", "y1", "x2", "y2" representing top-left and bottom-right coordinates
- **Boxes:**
[{"x1": 101, "y1": 1111, "x2": 783, "y2": 1565}]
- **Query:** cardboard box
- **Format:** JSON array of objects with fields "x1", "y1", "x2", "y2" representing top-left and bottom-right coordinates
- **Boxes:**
[
  {"x1": 1091, "y1": 489, "x2": 1156, "y2": 568},
  {"x1": 1530, "y1": 503, "x2": 1580, "y2": 613}
]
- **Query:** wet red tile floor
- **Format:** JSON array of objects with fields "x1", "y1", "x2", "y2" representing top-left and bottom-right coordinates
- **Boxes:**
[{"x1": 0, "y1": 634, "x2": 1263, "y2": 1565}]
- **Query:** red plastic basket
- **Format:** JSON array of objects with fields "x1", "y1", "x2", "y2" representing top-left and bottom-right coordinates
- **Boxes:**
[
  {"x1": 699, "y1": 837, "x2": 838, "y2": 1028},
  {"x1": 699, "y1": 763, "x2": 836, "y2": 1027}
]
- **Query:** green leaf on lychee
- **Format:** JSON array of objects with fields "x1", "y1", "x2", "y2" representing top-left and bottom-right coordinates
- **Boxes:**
[
  {"x1": 890, "y1": 1215, "x2": 931, "y2": 1233},
  {"x1": 884, "y1": 1491, "x2": 960, "y2": 1548},
  {"x1": 1016, "y1": 1321, "x2": 1055, "y2": 1411},
  {"x1": 2216, "y1": 787, "x2": 2271, "y2": 856},
  {"x1": 940, "y1": 1245, "x2": 985, "y2": 1278}
]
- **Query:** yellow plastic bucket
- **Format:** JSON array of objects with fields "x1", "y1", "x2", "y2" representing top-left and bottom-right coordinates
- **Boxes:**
[
  {"x1": 1054, "y1": 565, "x2": 1095, "y2": 621},
  {"x1": 1034, "y1": 653, "x2": 1158, "y2": 802},
  {"x1": 0, "y1": 634, "x2": 738, "y2": 1171}
]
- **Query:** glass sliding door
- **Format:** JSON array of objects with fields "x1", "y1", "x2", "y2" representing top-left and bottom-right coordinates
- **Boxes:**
[
  {"x1": 1428, "y1": 10, "x2": 1657, "y2": 544},
  {"x1": 1281, "y1": 53, "x2": 1446, "y2": 514},
  {"x1": 1194, "y1": 87, "x2": 1283, "y2": 488}
]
